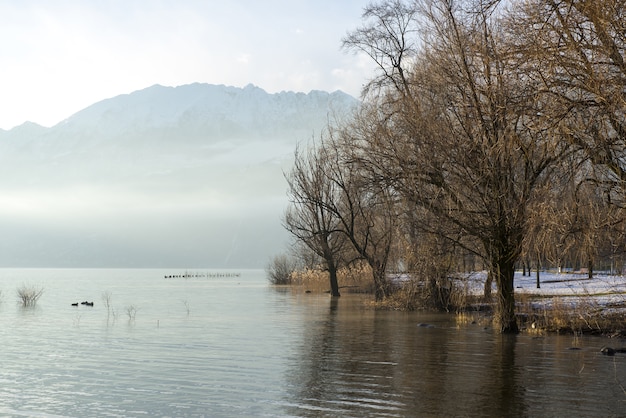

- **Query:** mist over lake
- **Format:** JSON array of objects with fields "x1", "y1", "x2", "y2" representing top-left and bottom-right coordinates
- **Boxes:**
[{"x1": 0, "y1": 83, "x2": 358, "y2": 268}]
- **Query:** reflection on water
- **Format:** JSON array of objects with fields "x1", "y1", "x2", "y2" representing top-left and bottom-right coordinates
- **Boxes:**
[
  {"x1": 284, "y1": 294, "x2": 626, "y2": 417},
  {"x1": 0, "y1": 269, "x2": 623, "y2": 417}
]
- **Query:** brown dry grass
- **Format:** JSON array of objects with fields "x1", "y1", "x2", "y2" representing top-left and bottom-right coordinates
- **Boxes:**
[
  {"x1": 289, "y1": 264, "x2": 372, "y2": 294},
  {"x1": 515, "y1": 293, "x2": 626, "y2": 335},
  {"x1": 373, "y1": 276, "x2": 480, "y2": 312},
  {"x1": 371, "y1": 281, "x2": 422, "y2": 310},
  {"x1": 287, "y1": 263, "x2": 479, "y2": 311},
  {"x1": 286, "y1": 268, "x2": 626, "y2": 335}
]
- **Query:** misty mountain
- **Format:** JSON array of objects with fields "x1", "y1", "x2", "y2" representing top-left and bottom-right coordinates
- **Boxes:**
[{"x1": 0, "y1": 83, "x2": 359, "y2": 268}]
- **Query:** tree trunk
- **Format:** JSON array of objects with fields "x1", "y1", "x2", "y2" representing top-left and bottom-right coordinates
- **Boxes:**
[
  {"x1": 484, "y1": 271, "x2": 493, "y2": 299},
  {"x1": 493, "y1": 257, "x2": 519, "y2": 334},
  {"x1": 328, "y1": 263, "x2": 341, "y2": 297},
  {"x1": 535, "y1": 267, "x2": 540, "y2": 289},
  {"x1": 428, "y1": 277, "x2": 440, "y2": 309},
  {"x1": 536, "y1": 257, "x2": 541, "y2": 289},
  {"x1": 372, "y1": 264, "x2": 389, "y2": 301}
]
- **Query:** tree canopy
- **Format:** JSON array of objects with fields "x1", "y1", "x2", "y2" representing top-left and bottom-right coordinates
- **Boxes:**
[{"x1": 282, "y1": 0, "x2": 626, "y2": 333}]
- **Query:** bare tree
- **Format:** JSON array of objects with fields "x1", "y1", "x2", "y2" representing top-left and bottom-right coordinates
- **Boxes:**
[
  {"x1": 326, "y1": 127, "x2": 399, "y2": 301},
  {"x1": 514, "y1": 0, "x2": 626, "y2": 201},
  {"x1": 284, "y1": 117, "x2": 403, "y2": 301},
  {"x1": 343, "y1": 0, "x2": 420, "y2": 99},
  {"x1": 344, "y1": 0, "x2": 566, "y2": 332},
  {"x1": 509, "y1": 0, "x2": 626, "y2": 278},
  {"x1": 568, "y1": 179, "x2": 626, "y2": 278},
  {"x1": 284, "y1": 142, "x2": 347, "y2": 297}
]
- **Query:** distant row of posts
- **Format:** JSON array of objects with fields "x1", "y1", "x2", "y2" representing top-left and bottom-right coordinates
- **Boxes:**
[{"x1": 164, "y1": 271, "x2": 241, "y2": 279}]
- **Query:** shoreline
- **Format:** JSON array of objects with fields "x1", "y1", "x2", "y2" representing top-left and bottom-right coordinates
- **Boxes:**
[{"x1": 286, "y1": 269, "x2": 626, "y2": 337}]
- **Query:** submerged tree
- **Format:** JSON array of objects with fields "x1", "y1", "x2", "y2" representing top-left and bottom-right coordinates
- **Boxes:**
[
  {"x1": 344, "y1": 0, "x2": 565, "y2": 332},
  {"x1": 325, "y1": 126, "x2": 398, "y2": 301},
  {"x1": 17, "y1": 284, "x2": 44, "y2": 307},
  {"x1": 285, "y1": 131, "x2": 398, "y2": 301},
  {"x1": 284, "y1": 142, "x2": 347, "y2": 297},
  {"x1": 281, "y1": 0, "x2": 626, "y2": 330}
]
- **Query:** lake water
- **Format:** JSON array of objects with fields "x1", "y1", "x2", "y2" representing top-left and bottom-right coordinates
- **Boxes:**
[{"x1": 0, "y1": 268, "x2": 624, "y2": 417}]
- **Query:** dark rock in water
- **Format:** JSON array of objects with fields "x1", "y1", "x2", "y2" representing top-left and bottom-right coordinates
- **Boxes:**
[
  {"x1": 417, "y1": 323, "x2": 435, "y2": 328},
  {"x1": 305, "y1": 290, "x2": 311, "y2": 294},
  {"x1": 567, "y1": 347, "x2": 581, "y2": 351},
  {"x1": 71, "y1": 303, "x2": 78, "y2": 306},
  {"x1": 601, "y1": 346, "x2": 616, "y2": 356}
]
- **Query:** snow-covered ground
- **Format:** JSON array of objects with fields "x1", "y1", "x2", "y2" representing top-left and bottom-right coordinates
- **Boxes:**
[{"x1": 465, "y1": 271, "x2": 626, "y2": 310}]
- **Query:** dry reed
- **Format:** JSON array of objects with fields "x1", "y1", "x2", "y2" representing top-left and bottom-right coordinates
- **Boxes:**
[
  {"x1": 290, "y1": 264, "x2": 372, "y2": 294},
  {"x1": 516, "y1": 293, "x2": 626, "y2": 335}
]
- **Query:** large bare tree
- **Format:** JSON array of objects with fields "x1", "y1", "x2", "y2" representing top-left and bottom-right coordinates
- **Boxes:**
[
  {"x1": 344, "y1": 0, "x2": 565, "y2": 332},
  {"x1": 285, "y1": 131, "x2": 398, "y2": 300},
  {"x1": 330, "y1": 125, "x2": 399, "y2": 301},
  {"x1": 284, "y1": 142, "x2": 346, "y2": 297},
  {"x1": 514, "y1": 0, "x2": 626, "y2": 203}
]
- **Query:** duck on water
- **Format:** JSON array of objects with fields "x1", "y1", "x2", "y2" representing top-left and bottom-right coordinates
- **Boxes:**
[{"x1": 71, "y1": 301, "x2": 94, "y2": 306}]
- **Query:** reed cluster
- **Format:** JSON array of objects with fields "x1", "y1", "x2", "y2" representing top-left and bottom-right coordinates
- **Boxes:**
[
  {"x1": 374, "y1": 276, "x2": 480, "y2": 312},
  {"x1": 290, "y1": 264, "x2": 372, "y2": 294},
  {"x1": 515, "y1": 293, "x2": 626, "y2": 335}
]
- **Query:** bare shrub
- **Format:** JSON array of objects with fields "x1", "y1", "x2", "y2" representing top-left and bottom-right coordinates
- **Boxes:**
[
  {"x1": 374, "y1": 279, "x2": 423, "y2": 311},
  {"x1": 102, "y1": 291, "x2": 113, "y2": 316},
  {"x1": 126, "y1": 305, "x2": 138, "y2": 321},
  {"x1": 374, "y1": 274, "x2": 475, "y2": 312},
  {"x1": 16, "y1": 284, "x2": 44, "y2": 307},
  {"x1": 266, "y1": 254, "x2": 297, "y2": 285}
]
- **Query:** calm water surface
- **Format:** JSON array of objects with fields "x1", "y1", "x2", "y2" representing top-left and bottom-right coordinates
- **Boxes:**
[{"x1": 0, "y1": 269, "x2": 624, "y2": 417}]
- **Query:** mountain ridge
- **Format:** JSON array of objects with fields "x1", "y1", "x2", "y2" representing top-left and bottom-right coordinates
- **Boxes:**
[
  {"x1": 0, "y1": 82, "x2": 359, "y2": 268},
  {"x1": 1, "y1": 83, "x2": 357, "y2": 133}
]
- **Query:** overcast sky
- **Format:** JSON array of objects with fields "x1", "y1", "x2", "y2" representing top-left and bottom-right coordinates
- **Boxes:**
[{"x1": 0, "y1": 0, "x2": 374, "y2": 130}]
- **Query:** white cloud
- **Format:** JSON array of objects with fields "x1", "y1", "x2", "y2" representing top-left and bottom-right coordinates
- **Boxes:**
[{"x1": 236, "y1": 54, "x2": 252, "y2": 65}]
